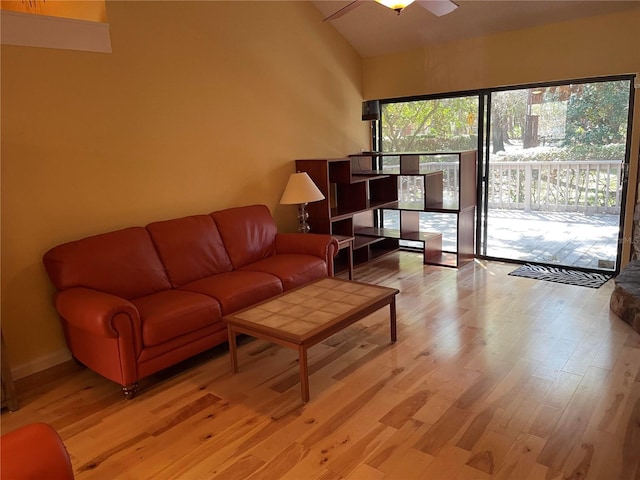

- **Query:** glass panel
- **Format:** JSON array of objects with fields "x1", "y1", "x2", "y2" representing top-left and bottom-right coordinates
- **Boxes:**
[
  {"x1": 380, "y1": 96, "x2": 478, "y2": 251},
  {"x1": 485, "y1": 80, "x2": 630, "y2": 271},
  {"x1": 381, "y1": 96, "x2": 479, "y2": 153}
]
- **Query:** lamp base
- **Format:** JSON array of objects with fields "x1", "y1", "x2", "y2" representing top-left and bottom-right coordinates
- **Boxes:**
[{"x1": 297, "y1": 203, "x2": 310, "y2": 233}]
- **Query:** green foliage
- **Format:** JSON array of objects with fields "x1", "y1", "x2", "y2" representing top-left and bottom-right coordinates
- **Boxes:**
[
  {"x1": 492, "y1": 143, "x2": 626, "y2": 162},
  {"x1": 381, "y1": 97, "x2": 478, "y2": 152},
  {"x1": 380, "y1": 80, "x2": 630, "y2": 160},
  {"x1": 400, "y1": 134, "x2": 477, "y2": 152},
  {"x1": 565, "y1": 81, "x2": 630, "y2": 146}
]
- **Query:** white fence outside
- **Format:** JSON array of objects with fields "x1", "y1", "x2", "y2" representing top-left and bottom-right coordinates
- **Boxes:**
[{"x1": 394, "y1": 160, "x2": 623, "y2": 214}]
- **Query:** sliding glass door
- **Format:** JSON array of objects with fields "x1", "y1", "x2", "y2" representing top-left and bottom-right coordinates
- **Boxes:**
[
  {"x1": 377, "y1": 76, "x2": 634, "y2": 272},
  {"x1": 480, "y1": 78, "x2": 633, "y2": 272}
]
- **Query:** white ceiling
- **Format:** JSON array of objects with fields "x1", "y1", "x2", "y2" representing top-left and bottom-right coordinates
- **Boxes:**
[{"x1": 311, "y1": 0, "x2": 640, "y2": 58}]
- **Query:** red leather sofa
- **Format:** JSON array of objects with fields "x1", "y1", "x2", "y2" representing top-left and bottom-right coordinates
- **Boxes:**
[
  {"x1": 0, "y1": 423, "x2": 74, "y2": 480},
  {"x1": 43, "y1": 204, "x2": 338, "y2": 398}
]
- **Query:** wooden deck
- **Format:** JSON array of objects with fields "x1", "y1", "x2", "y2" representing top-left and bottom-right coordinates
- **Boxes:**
[
  {"x1": 412, "y1": 210, "x2": 620, "y2": 271},
  {"x1": 484, "y1": 210, "x2": 620, "y2": 270}
]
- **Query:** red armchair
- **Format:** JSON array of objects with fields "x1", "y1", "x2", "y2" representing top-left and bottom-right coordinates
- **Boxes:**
[{"x1": 1, "y1": 423, "x2": 74, "y2": 480}]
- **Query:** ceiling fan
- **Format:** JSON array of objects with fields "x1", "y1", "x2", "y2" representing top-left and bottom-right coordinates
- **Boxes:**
[{"x1": 323, "y1": 0, "x2": 459, "y2": 21}]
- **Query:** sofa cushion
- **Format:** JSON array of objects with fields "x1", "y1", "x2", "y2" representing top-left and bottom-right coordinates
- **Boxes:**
[
  {"x1": 241, "y1": 254, "x2": 327, "y2": 291},
  {"x1": 180, "y1": 271, "x2": 283, "y2": 315},
  {"x1": 132, "y1": 290, "x2": 222, "y2": 347},
  {"x1": 43, "y1": 227, "x2": 171, "y2": 300},
  {"x1": 147, "y1": 215, "x2": 234, "y2": 287},
  {"x1": 211, "y1": 205, "x2": 277, "y2": 269}
]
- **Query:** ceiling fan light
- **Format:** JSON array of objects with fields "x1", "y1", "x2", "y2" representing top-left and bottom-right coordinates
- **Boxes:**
[{"x1": 375, "y1": 0, "x2": 416, "y2": 13}]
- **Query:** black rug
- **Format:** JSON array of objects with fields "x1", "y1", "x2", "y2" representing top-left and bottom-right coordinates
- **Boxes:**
[{"x1": 508, "y1": 263, "x2": 612, "y2": 288}]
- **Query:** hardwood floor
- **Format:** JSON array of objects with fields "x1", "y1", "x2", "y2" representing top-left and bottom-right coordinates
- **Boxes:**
[{"x1": 2, "y1": 253, "x2": 640, "y2": 479}]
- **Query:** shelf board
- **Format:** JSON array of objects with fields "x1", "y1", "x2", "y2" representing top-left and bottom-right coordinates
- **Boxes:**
[
  {"x1": 330, "y1": 206, "x2": 373, "y2": 220},
  {"x1": 402, "y1": 231, "x2": 442, "y2": 242},
  {"x1": 423, "y1": 251, "x2": 459, "y2": 268},
  {"x1": 349, "y1": 174, "x2": 390, "y2": 184},
  {"x1": 423, "y1": 200, "x2": 461, "y2": 213},
  {"x1": 372, "y1": 168, "x2": 448, "y2": 176},
  {"x1": 370, "y1": 200, "x2": 468, "y2": 213},
  {"x1": 355, "y1": 227, "x2": 404, "y2": 240},
  {"x1": 351, "y1": 170, "x2": 386, "y2": 176},
  {"x1": 330, "y1": 214, "x2": 356, "y2": 223},
  {"x1": 330, "y1": 208, "x2": 358, "y2": 220},
  {"x1": 330, "y1": 201, "x2": 397, "y2": 221},
  {"x1": 369, "y1": 200, "x2": 399, "y2": 210},
  {"x1": 355, "y1": 227, "x2": 441, "y2": 243},
  {"x1": 353, "y1": 235, "x2": 386, "y2": 249},
  {"x1": 379, "y1": 201, "x2": 425, "y2": 211}
]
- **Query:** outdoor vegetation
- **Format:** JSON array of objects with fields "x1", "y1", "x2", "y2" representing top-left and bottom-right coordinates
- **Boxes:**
[
  {"x1": 380, "y1": 79, "x2": 631, "y2": 212},
  {"x1": 381, "y1": 96, "x2": 478, "y2": 152}
]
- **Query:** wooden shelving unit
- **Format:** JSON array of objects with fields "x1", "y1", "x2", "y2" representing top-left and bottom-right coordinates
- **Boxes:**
[{"x1": 295, "y1": 150, "x2": 477, "y2": 270}]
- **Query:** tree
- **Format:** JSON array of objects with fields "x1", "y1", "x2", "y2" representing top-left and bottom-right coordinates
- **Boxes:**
[
  {"x1": 381, "y1": 97, "x2": 478, "y2": 152},
  {"x1": 565, "y1": 81, "x2": 629, "y2": 146},
  {"x1": 382, "y1": 100, "x2": 440, "y2": 151},
  {"x1": 490, "y1": 90, "x2": 528, "y2": 152},
  {"x1": 491, "y1": 106, "x2": 507, "y2": 153}
]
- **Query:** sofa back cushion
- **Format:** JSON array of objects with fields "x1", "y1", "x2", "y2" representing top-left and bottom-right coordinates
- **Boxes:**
[
  {"x1": 211, "y1": 204, "x2": 277, "y2": 269},
  {"x1": 43, "y1": 227, "x2": 172, "y2": 299},
  {"x1": 146, "y1": 215, "x2": 234, "y2": 287}
]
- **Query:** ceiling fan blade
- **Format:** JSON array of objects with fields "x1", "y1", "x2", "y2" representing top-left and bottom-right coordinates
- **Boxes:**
[
  {"x1": 323, "y1": 0, "x2": 364, "y2": 21},
  {"x1": 418, "y1": 0, "x2": 458, "y2": 17}
]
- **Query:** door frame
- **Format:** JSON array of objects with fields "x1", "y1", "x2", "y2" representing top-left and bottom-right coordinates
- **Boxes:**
[
  {"x1": 374, "y1": 74, "x2": 636, "y2": 274},
  {"x1": 475, "y1": 75, "x2": 635, "y2": 274}
]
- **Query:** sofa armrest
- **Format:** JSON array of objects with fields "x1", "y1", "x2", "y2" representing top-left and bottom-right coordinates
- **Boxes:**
[
  {"x1": 0, "y1": 423, "x2": 74, "y2": 480},
  {"x1": 55, "y1": 287, "x2": 140, "y2": 339},
  {"x1": 275, "y1": 233, "x2": 339, "y2": 276},
  {"x1": 54, "y1": 288, "x2": 143, "y2": 386}
]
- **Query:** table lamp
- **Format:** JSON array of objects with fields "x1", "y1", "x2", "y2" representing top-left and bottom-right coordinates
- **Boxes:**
[{"x1": 280, "y1": 172, "x2": 325, "y2": 233}]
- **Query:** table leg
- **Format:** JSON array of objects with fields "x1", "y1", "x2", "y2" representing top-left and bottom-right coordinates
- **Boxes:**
[
  {"x1": 347, "y1": 241, "x2": 354, "y2": 280},
  {"x1": 228, "y1": 325, "x2": 238, "y2": 374},
  {"x1": 299, "y1": 345, "x2": 310, "y2": 403},
  {"x1": 390, "y1": 296, "x2": 397, "y2": 343}
]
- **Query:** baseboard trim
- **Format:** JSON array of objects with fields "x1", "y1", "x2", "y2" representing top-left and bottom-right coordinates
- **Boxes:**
[{"x1": 12, "y1": 349, "x2": 73, "y2": 380}]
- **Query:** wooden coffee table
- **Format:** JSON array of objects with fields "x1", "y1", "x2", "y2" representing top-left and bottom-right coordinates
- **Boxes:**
[{"x1": 223, "y1": 277, "x2": 399, "y2": 402}]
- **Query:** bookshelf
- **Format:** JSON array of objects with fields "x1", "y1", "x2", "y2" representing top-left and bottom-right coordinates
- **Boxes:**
[{"x1": 296, "y1": 150, "x2": 477, "y2": 270}]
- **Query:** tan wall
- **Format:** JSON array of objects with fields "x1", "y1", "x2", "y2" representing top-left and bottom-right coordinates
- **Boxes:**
[
  {"x1": 4, "y1": 2, "x2": 638, "y2": 379},
  {"x1": 1, "y1": 1, "x2": 368, "y2": 376},
  {"x1": 364, "y1": 8, "x2": 640, "y2": 265},
  {"x1": 363, "y1": 8, "x2": 640, "y2": 98}
]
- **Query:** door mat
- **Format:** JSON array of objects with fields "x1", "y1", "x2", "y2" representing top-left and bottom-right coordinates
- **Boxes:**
[{"x1": 508, "y1": 263, "x2": 612, "y2": 288}]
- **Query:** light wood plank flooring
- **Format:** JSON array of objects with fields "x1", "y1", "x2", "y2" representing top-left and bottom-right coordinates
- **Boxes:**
[{"x1": 2, "y1": 253, "x2": 639, "y2": 479}]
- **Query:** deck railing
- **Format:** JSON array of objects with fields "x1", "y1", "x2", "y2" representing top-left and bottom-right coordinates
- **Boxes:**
[{"x1": 393, "y1": 160, "x2": 623, "y2": 214}]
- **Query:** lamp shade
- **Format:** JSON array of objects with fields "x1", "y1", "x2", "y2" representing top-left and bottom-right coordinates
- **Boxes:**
[{"x1": 280, "y1": 172, "x2": 325, "y2": 205}]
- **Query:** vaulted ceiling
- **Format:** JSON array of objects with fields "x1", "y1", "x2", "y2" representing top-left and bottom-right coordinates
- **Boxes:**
[{"x1": 311, "y1": 0, "x2": 640, "y2": 58}]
